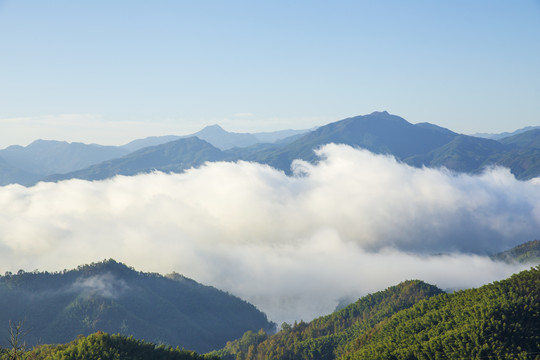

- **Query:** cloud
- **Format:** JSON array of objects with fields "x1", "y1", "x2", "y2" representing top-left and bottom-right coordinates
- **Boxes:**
[
  {"x1": 0, "y1": 144, "x2": 537, "y2": 324},
  {"x1": 72, "y1": 273, "x2": 128, "y2": 300}
]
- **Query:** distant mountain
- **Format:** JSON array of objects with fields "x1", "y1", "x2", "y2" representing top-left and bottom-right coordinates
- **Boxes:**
[
  {"x1": 253, "y1": 129, "x2": 312, "y2": 143},
  {"x1": 122, "y1": 125, "x2": 311, "y2": 152},
  {"x1": 121, "y1": 135, "x2": 183, "y2": 152},
  {"x1": 405, "y1": 135, "x2": 509, "y2": 173},
  {"x1": 238, "y1": 111, "x2": 459, "y2": 173},
  {"x1": 491, "y1": 240, "x2": 540, "y2": 264},
  {"x1": 0, "y1": 156, "x2": 40, "y2": 186},
  {"x1": 473, "y1": 126, "x2": 540, "y2": 140},
  {"x1": 499, "y1": 128, "x2": 540, "y2": 149},
  {"x1": 0, "y1": 259, "x2": 273, "y2": 353},
  {"x1": 6, "y1": 111, "x2": 540, "y2": 184},
  {"x1": 0, "y1": 140, "x2": 129, "y2": 185},
  {"x1": 45, "y1": 137, "x2": 225, "y2": 182},
  {"x1": 214, "y1": 267, "x2": 540, "y2": 360}
]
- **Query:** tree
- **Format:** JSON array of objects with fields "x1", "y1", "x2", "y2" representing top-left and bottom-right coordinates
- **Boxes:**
[{"x1": 7, "y1": 321, "x2": 28, "y2": 360}]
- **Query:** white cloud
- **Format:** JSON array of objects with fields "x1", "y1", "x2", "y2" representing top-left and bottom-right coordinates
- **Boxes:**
[{"x1": 0, "y1": 144, "x2": 536, "y2": 324}]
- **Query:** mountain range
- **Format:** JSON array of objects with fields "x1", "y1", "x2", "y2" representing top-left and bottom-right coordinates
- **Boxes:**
[{"x1": 2, "y1": 111, "x2": 540, "y2": 186}]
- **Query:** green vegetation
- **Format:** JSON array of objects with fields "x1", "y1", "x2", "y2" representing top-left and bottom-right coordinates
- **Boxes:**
[
  {"x1": 212, "y1": 280, "x2": 443, "y2": 360},
  {"x1": 492, "y1": 240, "x2": 540, "y2": 264},
  {"x1": 0, "y1": 260, "x2": 273, "y2": 353},
  {"x1": 344, "y1": 267, "x2": 540, "y2": 359},
  {"x1": 0, "y1": 332, "x2": 219, "y2": 360},
  {"x1": 214, "y1": 267, "x2": 540, "y2": 360}
]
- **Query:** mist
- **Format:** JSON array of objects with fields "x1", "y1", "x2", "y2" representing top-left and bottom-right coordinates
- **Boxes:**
[{"x1": 0, "y1": 144, "x2": 536, "y2": 324}]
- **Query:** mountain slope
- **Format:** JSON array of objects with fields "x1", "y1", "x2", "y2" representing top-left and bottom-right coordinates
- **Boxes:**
[
  {"x1": 121, "y1": 126, "x2": 309, "y2": 152},
  {"x1": 405, "y1": 135, "x2": 509, "y2": 173},
  {"x1": 345, "y1": 267, "x2": 540, "y2": 359},
  {"x1": 239, "y1": 111, "x2": 458, "y2": 173},
  {"x1": 474, "y1": 126, "x2": 540, "y2": 140},
  {"x1": 0, "y1": 156, "x2": 40, "y2": 186},
  {"x1": 214, "y1": 267, "x2": 540, "y2": 360},
  {"x1": 492, "y1": 240, "x2": 540, "y2": 264},
  {"x1": 499, "y1": 128, "x2": 540, "y2": 149},
  {"x1": 1, "y1": 140, "x2": 129, "y2": 175},
  {"x1": 213, "y1": 281, "x2": 444, "y2": 360},
  {"x1": 45, "y1": 137, "x2": 225, "y2": 182},
  {"x1": 0, "y1": 260, "x2": 273, "y2": 353}
]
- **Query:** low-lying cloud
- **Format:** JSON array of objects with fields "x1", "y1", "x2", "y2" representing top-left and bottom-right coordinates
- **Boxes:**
[
  {"x1": 73, "y1": 273, "x2": 129, "y2": 300},
  {"x1": 0, "y1": 144, "x2": 537, "y2": 324}
]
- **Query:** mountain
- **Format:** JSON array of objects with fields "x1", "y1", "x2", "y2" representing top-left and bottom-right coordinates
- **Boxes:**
[
  {"x1": 491, "y1": 240, "x2": 540, "y2": 264},
  {"x1": 214, "y1": 267, "x2": 540, "y2": 360},
  {"x1": 499, "y1": 128, "x2": 540, "y2": 149},
  {"x1": 0, "y1": 140, "x2": 129, "y2": 185},
  {"x1": 0, "y1": 156, "x2": 40, "y2": 186},
  {"x1": 122, "y1": 135, "x2": 183, "y2": 152},
  {"x1": 11, "y1": 332, "x2": 218, "y2": 360},
  {"x1": 346, "y1": 267, "x2": 540, "y2": 359},
  {"x1": 253, "y1": 129, "x2": 311, "y2": 143},
  {"x1": 473, "y1": 126, "x2": 540, "y2": 140},
  {"x1": 45, "y1": 137, "x2": 225, "y2": 182},
  {"x1": 213, "y1": 280, "x2": 443, "y2": 360},
  {"x1": 8, "y1": 111, "x2": 540, "y2": 184},
  {"x1": 405, "y1": 135, "x2": 509, "y2": 173},
  {"x1": 121, "y1": 126, "x2": 310, "y2": 152},
  {"x1": 0, "y1": 259, "x2": 273, "y2": 353},
  {"x1": 237, "y1": 111, "x2": 459, "y2": 173}
]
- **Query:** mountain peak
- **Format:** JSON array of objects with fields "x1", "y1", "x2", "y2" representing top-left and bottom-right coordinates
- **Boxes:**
[{"x1": 199, "y1": 124, "x2": 226, "y2": 133}]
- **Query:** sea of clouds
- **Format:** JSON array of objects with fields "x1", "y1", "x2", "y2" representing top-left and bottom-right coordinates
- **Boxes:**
[{"x1": 0, "y1": 144, "x2": 536, "y2": 324}]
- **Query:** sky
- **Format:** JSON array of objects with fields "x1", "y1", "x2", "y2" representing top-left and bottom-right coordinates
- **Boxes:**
[{"x1": 0, "y1": 1, "x2": 539, "y2": 148}]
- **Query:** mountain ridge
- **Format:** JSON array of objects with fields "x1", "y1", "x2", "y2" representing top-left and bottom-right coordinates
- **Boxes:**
[{"x1": 0, "y1": 259, "x2": 274, "y2": 353}]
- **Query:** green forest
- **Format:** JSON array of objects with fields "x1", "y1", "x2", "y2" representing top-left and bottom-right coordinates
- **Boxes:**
[
  {"x1": 0, "y1": 265, "x2": 538, "y2": 359},
  {"x1": 213, "y1": 266, "x2": 540, "y2": 360},
  {"x1": 0, "y1": 331, "x2": 219, "y2": 360},
  {"x1": 0, "y1": 260, "x2": 273, "y2": 353}
]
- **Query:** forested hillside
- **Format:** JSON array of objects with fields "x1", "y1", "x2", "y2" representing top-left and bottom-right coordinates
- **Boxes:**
[
  {"x1": 492, "y1": 240, "x2": 540, "y2": 264},
  {"x1": 346, "y1": 266, "x2": 540, "y2": 359},
  {"x1": 0, "y1": 260, "x2": 273, "y2": 353},
  {"x1": 214, "y1": 267, "x2": 540, "y2": 360},
  {"x1": 213, "y1": 281, "x2": 444, "y2": 360},
  {"x1": 0, "y1": 332, "x2": 219, "y2": 360}
]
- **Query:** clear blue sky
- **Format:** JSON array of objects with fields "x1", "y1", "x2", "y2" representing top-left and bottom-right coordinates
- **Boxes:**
[{"x1": 0, "y1": 0, "x2": 539, "y2": 147}]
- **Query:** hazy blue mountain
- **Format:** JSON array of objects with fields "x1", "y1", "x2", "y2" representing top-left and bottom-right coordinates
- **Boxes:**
[
  {"x1": 0, "y1": 140, "x2": 129, "y2": 185},
  {"x1": 122, "y1": 126, "x2": 310, "y2": 152},
  {"x1": 10, "y1": 112, "x2": 540, "y2": 184},
  {"x1": 45, "y1": 137, "x2": 225, "y2": 182},
  {"x1": 414, "y1": 122, "x2": 458, "y2": 136},
  {"x1": 238, "y1": 111, "x2": 459, "y2": 173},
  {"x1": 0, "y1": 156, "x2": 40, "y2": 186},
  {"x1": 0, "y1": 259, "x2": 273, "y2": 353},
  {"x1": 192, "y1": 124, "x2": 260, "y2": 150},
  {"x1": 494, "y1": 147, "x2": 540, "y2": 180},
  {"x1": 253, "y1": 128, "x2": 311, "y2": 143},
  {"x1": 473, "y1": 126, "x2": 540, "y2": 140},
  {"x1": 405, "y1": 135, "x2": 509, "y2": 173},
  {"x1": 122, "y1": 135, "x2": 183, "y2": 152},
  {"x1": 498, "y1": 128, "x2": 540, "y2": 149}
]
